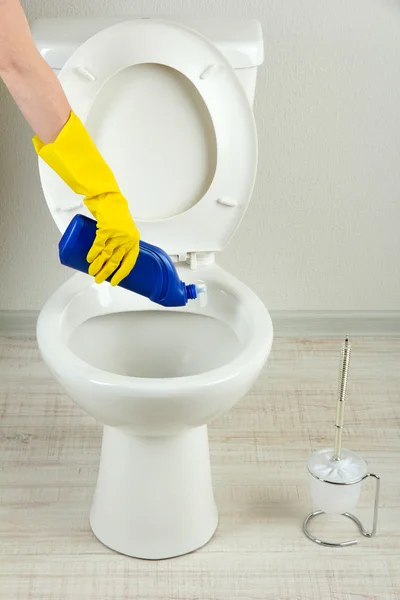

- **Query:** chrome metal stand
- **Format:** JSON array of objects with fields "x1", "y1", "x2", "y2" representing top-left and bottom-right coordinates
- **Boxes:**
[{"x1": 303, "y1": 473, "x2": 380, "y2": 547}]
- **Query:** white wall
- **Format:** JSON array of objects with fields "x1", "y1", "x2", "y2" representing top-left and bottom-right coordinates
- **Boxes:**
[{"x1": 1, "y1": 0, "x2": 399, "y2": 311}]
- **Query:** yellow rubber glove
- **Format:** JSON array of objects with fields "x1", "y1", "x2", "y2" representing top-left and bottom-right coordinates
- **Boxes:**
[{"x1": 33, "y1": 112, "x2": 140, "y2": 286}]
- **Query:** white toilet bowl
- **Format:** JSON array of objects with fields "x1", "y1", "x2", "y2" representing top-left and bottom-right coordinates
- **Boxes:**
[
  {"x1": 37, "y1": 263, "x2": 272, "y2": 558},
  {"x1": 32, "y1": 17, "x2": 269, "y2": 558}
]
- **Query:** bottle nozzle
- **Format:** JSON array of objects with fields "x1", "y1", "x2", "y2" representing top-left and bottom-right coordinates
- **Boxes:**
[{"x1": 185, "y1": 282, "x2": 208, "y2": 306}]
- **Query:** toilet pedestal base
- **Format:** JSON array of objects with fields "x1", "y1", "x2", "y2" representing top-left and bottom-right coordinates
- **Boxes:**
[{"x1": 89, "y1": 425, "x2": 218, "y2": 559}]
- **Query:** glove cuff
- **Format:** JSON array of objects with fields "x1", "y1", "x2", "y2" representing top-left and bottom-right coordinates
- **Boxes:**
[{"x1": 32, "y1": 112, "x2": 121, "y2": 198}]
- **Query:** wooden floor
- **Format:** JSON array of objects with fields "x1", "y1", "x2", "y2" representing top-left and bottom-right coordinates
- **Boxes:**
[{"x1": 0, "y1": 335, "x2": 399, "y2": 600}]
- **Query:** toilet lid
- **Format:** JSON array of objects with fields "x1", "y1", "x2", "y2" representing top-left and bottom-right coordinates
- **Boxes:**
[{"x1": 38, "y1": 19, "x2": 258, "y2": 256}]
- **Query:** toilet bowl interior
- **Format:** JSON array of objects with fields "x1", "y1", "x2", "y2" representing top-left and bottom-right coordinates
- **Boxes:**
[
  {"x1": 60, "y1": 276, "x2": 255, "y2": 379},
  {"x1": 68, "y1": 311, "x2": 243, "y2": 378}
]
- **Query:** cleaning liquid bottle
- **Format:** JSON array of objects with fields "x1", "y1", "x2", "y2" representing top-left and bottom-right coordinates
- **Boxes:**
[{"x1": 59, "y1": 214, "x2": 201, "y2": 307}]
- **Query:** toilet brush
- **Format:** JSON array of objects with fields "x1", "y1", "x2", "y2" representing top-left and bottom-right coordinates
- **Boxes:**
[{"x1": 303, "y1": 337, "x2": 380, "y2": 547}]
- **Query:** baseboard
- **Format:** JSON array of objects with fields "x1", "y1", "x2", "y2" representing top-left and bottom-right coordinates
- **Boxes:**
[
  {"x1": 0, "y1": 311, "x2": 39, "y2": 336},
  {"x1": 269, "y1": 311, "x2": 400, "y2": 336},
  {"x1": 0, "y1": 310, "x2": 399, "y2": 337}
]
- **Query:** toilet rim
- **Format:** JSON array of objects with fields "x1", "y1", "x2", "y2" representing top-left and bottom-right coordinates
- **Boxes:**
[{"x1": 37, "y1": 272, "x2": 273, "y2": 393}]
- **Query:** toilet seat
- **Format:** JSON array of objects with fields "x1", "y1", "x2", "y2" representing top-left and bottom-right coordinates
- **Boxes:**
[{"x1": 37, "y1": 19, "x2": 258, "y2": 256}]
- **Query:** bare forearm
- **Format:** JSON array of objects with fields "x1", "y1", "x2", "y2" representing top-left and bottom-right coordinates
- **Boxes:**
[{"x1": 0, "y1": 0, "x2": 70, "y2": 142}]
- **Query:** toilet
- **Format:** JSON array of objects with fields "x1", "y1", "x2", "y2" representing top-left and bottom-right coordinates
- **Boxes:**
[{"x1": 32, "y1": 17, "x2": 273, "y2": 559}]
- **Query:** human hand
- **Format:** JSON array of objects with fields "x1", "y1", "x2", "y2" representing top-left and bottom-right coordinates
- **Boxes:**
[{"x1": 33, "y1": 112, "x2": 140, "y2": 285}]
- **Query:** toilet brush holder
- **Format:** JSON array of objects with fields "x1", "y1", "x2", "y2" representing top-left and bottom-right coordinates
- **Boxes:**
[
  {"x1": 303, "y1": 447, "x2": 380, "y2": 547},
  {"x1": 303, "y1": 337, "x2": 380, "y2": 547}
]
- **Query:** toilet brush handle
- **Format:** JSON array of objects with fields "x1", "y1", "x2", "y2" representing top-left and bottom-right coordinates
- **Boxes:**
[{"x1": 333, "y1": 337, "x2": 351, "y2": 461}]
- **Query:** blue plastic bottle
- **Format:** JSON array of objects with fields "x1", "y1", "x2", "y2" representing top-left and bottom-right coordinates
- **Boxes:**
[{"x1": 59, "y1": 215, "x2": 198, "y2": 307}]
